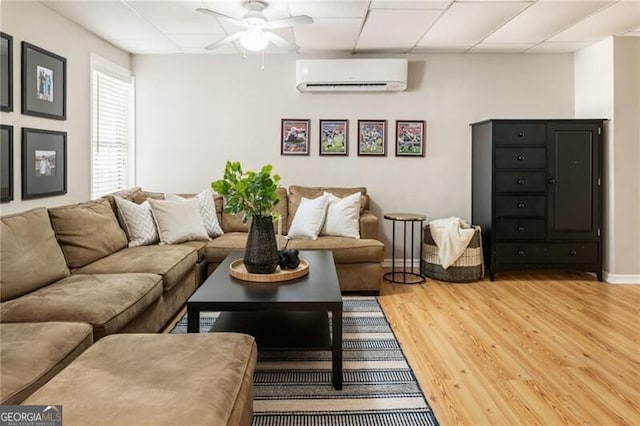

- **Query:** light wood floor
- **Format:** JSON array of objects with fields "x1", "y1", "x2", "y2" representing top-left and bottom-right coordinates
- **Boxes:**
[{"x1": 378, "y1": 270, "x2": 640, "y2": 425}]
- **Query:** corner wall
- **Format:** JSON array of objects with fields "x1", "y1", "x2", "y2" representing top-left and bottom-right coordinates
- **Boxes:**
[
  {"x1": 133, "y1": 53, "x2": 574, "y2": 257},
  {"x1": 0, "y1": 1, "x2": 131, "y2": 215},
  {"x1": 575, "y1": 37, "x2": 640, "y2": 283}
]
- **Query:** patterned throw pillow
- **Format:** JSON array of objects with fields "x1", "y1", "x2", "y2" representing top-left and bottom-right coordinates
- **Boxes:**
[
  {"x1": 114, "y1": 197, "x2": 159, "y2": 247},
  {"x1": 165, "y1": 188, "x2": 224, "y2": 238}
]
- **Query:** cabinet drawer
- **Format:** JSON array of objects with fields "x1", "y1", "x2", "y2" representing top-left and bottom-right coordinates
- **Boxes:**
[
  {"x1": 495, "y1": 172, "x2": 546, "y2": 193},
  {"x1": 495, "y1": 243, "x2": 598, "y2": 264},
  {"x1": 495, "y1": 148, "x2": 546, "y2": 169},
  {"x1": 495, "y1": 123, "x2": 546, "y2": 146},
  {"x1": 496, "y1": 218, "x2": 545, "y2": 240},
  {"x1": 495, "y1": 196, "x2": 545, "y2": 217}
]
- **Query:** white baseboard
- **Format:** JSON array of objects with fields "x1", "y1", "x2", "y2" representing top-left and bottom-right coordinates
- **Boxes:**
[
  {"x1": 383, "y1": 258, "x2": 421, "y2": 268},
  {"x1": 604, "y1": 272, "x2": 640, "y2": 284}
]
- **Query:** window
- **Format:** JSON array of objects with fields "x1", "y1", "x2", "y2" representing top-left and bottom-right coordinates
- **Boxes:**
[{"x1": 90, "y1": 54, "x2": 134, "y2": 199}]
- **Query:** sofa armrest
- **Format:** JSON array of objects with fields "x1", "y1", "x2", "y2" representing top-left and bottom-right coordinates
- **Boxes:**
[{"x1": 359, "y1": 210, "x2": 379, "y2": 240}]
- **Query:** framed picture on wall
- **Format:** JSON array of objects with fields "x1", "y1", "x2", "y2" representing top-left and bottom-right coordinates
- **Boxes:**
[
  {"x1": 319, "y1": 119, "x2": 348, "y2": 156},
  {"x1": 21, "y1": 42, "x2": 67, "y2": 120},
  {"x1": 357, "y1": 120, "x2": 386, "y2": 156},
  {"x1": 395, "y1": 120, "x2": 425, "y2": 157},
  {"x1": 1, "y1": 32, "x2": 13, "y2": 112},
  {"x1": 22, "y1": 127, "x2": 67, "y2": 199},
  {"x1": 1, "y1": 125, "x2": 13, "y2": 202},
  {"x1": 281, "y1": 119, "x2": 310, "y2": 155}
]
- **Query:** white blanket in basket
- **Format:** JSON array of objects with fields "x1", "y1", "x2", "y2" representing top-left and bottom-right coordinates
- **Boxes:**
[{"x1": 429, "y1": 217, "x2": 476, "y2": 269}]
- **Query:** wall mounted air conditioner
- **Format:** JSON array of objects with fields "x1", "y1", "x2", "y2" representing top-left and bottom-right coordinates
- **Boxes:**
[{"x1": 296, "y1": 59, "x2": 408, "y2": 93}]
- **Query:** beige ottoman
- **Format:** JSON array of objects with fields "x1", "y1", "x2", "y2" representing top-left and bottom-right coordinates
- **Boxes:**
[{"x1": 24, "y1": 333, "x2": 257, "y2": 426}]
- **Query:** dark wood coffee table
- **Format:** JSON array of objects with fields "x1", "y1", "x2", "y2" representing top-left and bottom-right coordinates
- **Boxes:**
[{"x1": 187, "y1": 250, "x2": 343, "y2": 390}]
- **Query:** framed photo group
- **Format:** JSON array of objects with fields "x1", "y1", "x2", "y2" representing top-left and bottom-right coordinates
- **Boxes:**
[
  {"x1": 0, "y1": 33, "x2": 68, "y2": 203},
  {"x1": 281, "y1": 118, "x2": 425, "y2": 157}
]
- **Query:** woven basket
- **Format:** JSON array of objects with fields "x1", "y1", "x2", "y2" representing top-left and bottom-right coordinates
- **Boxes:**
[{"x1": 421, "y1": 225, "x2": 484, "y2": 282}]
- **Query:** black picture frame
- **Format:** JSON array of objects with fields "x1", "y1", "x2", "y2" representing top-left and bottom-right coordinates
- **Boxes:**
[
  {"x1": 22, "y1": 127, "x2": 67, "y2": 199},
  {"x1": 281, "y1": 119, "x2": 310, "y2": 155},
  {"x1": 357, "y1": 119, "x2": 386, "y2": 156},
  {"x1": 1, "y1": 32, "x2": 13, "y2": 112},
  {"x1": 1, "y1": 125, "x2": 13, "y2": 202},
  {"x1": 21, "y1": 42, "x2": 66, "y2": 120},
  {"x1": 319, "y1": 119, "x2": 348, "y2": 156},
  {"x1": 395, "y1": 120, "x2": 426, "y2": 157}
]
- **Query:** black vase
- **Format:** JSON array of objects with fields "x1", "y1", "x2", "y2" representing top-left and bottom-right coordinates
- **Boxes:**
[{"x1": 244, "y1": 215, "x2": 279, "y2": 274}]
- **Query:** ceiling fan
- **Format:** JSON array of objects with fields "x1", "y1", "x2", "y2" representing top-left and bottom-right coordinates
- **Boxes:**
[{"x1": 196, "y1": 1, "x2": 313, "y2": 52}]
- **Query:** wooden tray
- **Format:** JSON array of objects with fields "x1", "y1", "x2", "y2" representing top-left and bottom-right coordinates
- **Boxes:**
[{"x1": 229, "y1": 258, "x2": 309, "y2": 282}]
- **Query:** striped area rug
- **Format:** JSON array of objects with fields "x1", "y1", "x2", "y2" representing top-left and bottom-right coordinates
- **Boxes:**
[{"x1": 171, "y1": 297, "x2": 439, "y2": 426}]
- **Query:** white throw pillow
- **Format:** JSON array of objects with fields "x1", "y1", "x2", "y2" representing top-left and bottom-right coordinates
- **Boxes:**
[
  {"x1": 148, "y1": 198, "x2": 210, "y2": 244},
  {"x1": 287, "y1": 194, "x2": 330, "y2": 240},
  {"x1": 165, "y1": 188, "x2": 224, "y2": 238},
  {"x1": 114, "y1": 197, "x2": 159, "y2": 247},
  {"x1": 321, "y1": 192, "x2": 361, "y2": 239}
]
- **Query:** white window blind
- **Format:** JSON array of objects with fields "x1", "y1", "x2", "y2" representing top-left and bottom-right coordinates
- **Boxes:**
[{"x1": 91, "y1": 55, "x2": 134, "y2": 199}]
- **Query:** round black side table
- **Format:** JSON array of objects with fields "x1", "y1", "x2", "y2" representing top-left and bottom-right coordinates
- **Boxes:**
[{"x1": 383, "y1": 213, "x2": 427, "y2": 284}]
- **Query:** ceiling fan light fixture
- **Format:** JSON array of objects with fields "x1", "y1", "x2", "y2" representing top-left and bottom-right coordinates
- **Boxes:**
[{"x1": 240, "y1": 27, "x2": 268, "y2": 52}]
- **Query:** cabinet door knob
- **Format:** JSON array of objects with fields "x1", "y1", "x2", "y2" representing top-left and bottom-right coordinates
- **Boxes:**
[
  {"x1": 517, "y1": 155, "x2": 525, "y2": 161},
  {"x1": 517, "y1": 250, "x2": 525, "y2": 256},
  {"x1": 569, "y1": 250, "x2": 577, "y2": 256},
  {"x1": 517, "y1": 226, "x2": 525, "y2": 232},
  {"x1": 517, "y1": 131, "x2": 525, "y2": 137},
  {"x1": 517, "y1": 202, "x2": 525, "y2": 208},
  {"x1": 548, "y1": 178, "x2": 556, "y2": 184},
  {"x1": 517, "y1": 178, "x2": 525, "y2": 185}
]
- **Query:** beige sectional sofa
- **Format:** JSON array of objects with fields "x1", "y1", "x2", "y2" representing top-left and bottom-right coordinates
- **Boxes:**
[{"x1": 0, "y1": 184, "x2": 384, "y2": 408}]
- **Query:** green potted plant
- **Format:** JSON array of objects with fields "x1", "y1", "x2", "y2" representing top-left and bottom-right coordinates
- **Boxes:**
[{"x1": 212, "y1": 161, "x2": 281, "y2": 274}]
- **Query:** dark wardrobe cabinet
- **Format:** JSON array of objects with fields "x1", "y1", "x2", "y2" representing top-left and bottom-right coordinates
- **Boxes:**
[{"x1": 471, "y1": 119, "x2": 604, "y2": 281}]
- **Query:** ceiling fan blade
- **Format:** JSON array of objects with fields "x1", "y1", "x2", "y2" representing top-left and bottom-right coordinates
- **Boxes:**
[
  {"x1": 196, "y1": 8, "x2": 243, "y2": 26},
  {"x1": 204, "y1": 32, "x2": 244, "y2": 50},
  {"x1": 267, "y1": 15, "x2": 313, "y2": 29},
  {"x1": 263, "y1": 32, "x2": 299, "y2": 52}
]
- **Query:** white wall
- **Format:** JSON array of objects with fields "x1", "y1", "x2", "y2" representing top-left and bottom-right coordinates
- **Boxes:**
[
  {"x1": 612, "y1": 37, "x2": 640, "y2": 278},
  {"x1": 575, "y1": 37, "x2": 640, "y2": 282},
  {"x1": 0, "y1": 1, "x2": 130, "y2": 215},
  {"x1": 134, "y1": 53, "x2": 574, "y2": 257}
]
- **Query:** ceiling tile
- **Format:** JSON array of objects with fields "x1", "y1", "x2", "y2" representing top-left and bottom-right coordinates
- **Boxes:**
[
  {"x1": 469, "y1": 42, "x2": 535, "y2": 53},
  {"x1": 42, "y1": 1, "x2": 162, "y2": 40},
  {"x1": 549, "y1": 1, "x2": 640, "y2": 42},
  {"x1": 289, "y1": 1, "x2": 368, "y2": 18},
  {"x1": 165, "y1": 33, "x2": 226, "y2": 48},
  {"x1": 484, "y1": 1, "x2": 612, "y2": 43},
  {"x1": 107, "y1": 38, "x2": 181, "y2": 55},
  {"x1": 125, "y1": 1, "x2": 224, "y2": 34},
  {"x1": 417, "y1": 1, "x2": 532, "y2": 47},
  {"x1": 356, "y1": 9, "x2": 442, "y2": 50},
  {"x1": 370, "y1": 1, "x2": 451, "y2": 9},
  {"x1": 294, "y1": 18, "x2": 361, "y2": 51},
  {"x1": 619, "y1": 26, "x2": 640, "y2": 36},
  {"x1": 528, "y1": 41, "x2": 594, "y2": 53}
]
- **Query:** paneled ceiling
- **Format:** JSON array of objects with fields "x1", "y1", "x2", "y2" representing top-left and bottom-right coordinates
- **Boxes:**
[{"x1": 39, "y1": 0, "x2": 640, "y2": 54}]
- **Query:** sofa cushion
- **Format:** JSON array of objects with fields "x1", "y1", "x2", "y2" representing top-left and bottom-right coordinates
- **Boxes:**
[
  {"x1": 204, "y1": 232, "x2": 288, "y2": 264},
  {"x1": 74, "y1": 245, "x2": 197, "y2": 292},
  {"x1": 321, "y1": 192, "x2": 361, "y2": 239},
  {"x1": 114, "y1": 197, "x2": 159, "y2": 247},
  {"x1": 0, "y1": 322, "x2": 93, "y2": 404},
  {"x1": 287, "y1": 194, "x2": 329, "y2": 240},
  {"x1": 288, "y1": 186, "x2": 368, "y2": 230},
  {"x1": 0, "y1": 273, "x2": 162, "y2": 339},
  {"x1": 179, "y1": 240, "x2": 208, "y2": 262},
  {"x1": 166, "y1": 188, "x2": 224, "y2": 238},
  {"x1": 1, "y1": 208, "x2": 70, "y2": 301},
  {"x1": 23, "y1": 333, "x2": 257, "y2": 426},
  {"x1": 149, "y1": 198, "x2": 210, "y2": 244},
  {"x1": 48, "y1": 199, "x2": 128, "y2": 269},
  {"x1": 286, "y1": 237, "x2": 385, "y2": 263}
]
